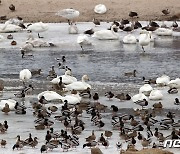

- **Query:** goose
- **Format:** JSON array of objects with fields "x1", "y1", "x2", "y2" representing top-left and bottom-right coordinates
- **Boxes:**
[
  {"x1": 139, "y1": 30, "x2": 151, "y2": 52},
  {"x1": 0, "y1": 23, "x2": 22, "y2": 33},
  {"x1": 65, "y1": 75, "x2": 91, "y2": 91},
  {"x1": 139, "y1": 84, "x2": 153, "y2": 96},
  {"x1": 19, "y1": 69, "x2": 32, "y2": 85},
  {"x1": 92, "y1": 24, "x2": 119, "y2": 40},
  {"x1": 37, "y1": 91, "x2": 63, "y2": 101},
  {"x1": 77, "y1": 34, "x2": 92, "y2": 51},
  {"x1": 149, "y1": 90, "x2": 163, "y2": 100},
  {"x1": 168, "y1": 78, "x2": 180, "y2": 88},
  {"x1": 0, "y1": 99, "x2": 16, "y2": 110},
  {"x1": 68, "y1": 22, "x2": 78, "y2": 34},
  {"x1": 156, "y1": 74, "x2": 170, "y2": 86},
  {"x1": 123, "y1": 34, "x2": 137, "y2": 44},
  {"x1": 94, "y1": 4, "x2": 107, "y2": 14},
  {"x1": 132, "y1": 93, "x2": 148, "y2": 102},
  {"x1": 27, "y1": 22, "x2": 48, "y2": 38},
  {"x1": 155, "y1": 27, "x2": 173, "y2": 36}
]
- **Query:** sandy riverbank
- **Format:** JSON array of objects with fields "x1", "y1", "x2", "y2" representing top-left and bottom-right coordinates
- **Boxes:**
[{"x1": 0, "y1": 0, "x2": 180, "y2": 23}]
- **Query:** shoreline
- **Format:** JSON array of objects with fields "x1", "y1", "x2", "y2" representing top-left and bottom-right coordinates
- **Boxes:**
[{"x1": 0, "y1": 0, "x2": 180, "y2": 23}]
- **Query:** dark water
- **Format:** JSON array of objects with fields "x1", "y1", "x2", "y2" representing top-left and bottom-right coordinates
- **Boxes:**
[{"x1": 0, "y1": 36, "x2": 179, "y2": 86}]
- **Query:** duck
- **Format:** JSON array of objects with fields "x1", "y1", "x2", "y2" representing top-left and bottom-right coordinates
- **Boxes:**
[
  {"x1": 129, "y1": 11, "x2": 138, "y2": 18},
  {"x1": 27, "y1": 22, "x2": 48, "y2": 38},
  {"x1": 155, "y1": 27, "x2": 173, "y2": 36},
  {"x1": 9, "y1": 4, "x2": 15, "y2": 11},
  {"x1": 2, "y1": 103, "x2": 10, "y2": 114},
  {"x1": 92, "y1": 24, "x2": 119, "y2": 40},
  {"x1": 116, "y1": 142, "x2": 122, "y2": 150},
  {"x1": 105, "y1": 91, "x2": 114, "y2": 100},
  {"x1": 124, "y1": 70, "x2": 137, "y2": 77},
  {"x1": 139, "y1": 30, "x2": 151, "y2": 52},
  {"x1": 65, "y1": 75, "x2": 91, "y2": 91},
  {"x1": 19, "y1": 69, "x2": 32, "y2": 85},
  {"x1": 162, "y1": 9, "x2": 170, "y2": 15},
  {"x1": 48, "y1": 106, "x2": 58, "y2": 113},
  {"x1": 149, "y1": 90, "x2": 163, "y2": 100},
  {"x1": 0, "y1": 99, "x2": 16, "y2": 110},
  {"x1": 68, "y1": 22, "x2": 78, "y2": 34},
  {"x1": 102, "y1": 140, "x2": 109, "y2": 148},
  {"x1": 156, "y1": 75, "x2": 170, "y2": 86},
  {"x1": 142, "y1": 77, "x2": 156, "y2": 84},
  {"x1": 77, "y1": 34, "x2": 92, "y2": 51},
  {"x1": 168, "y1": 78, "x2": 180, "y2": 88},
  {"x1": 28, "y1": 137, "x2": 38, "y2": 148},
  {"x1": 0, "y1": 139, "x2": 6, "y2": 148},
  {"x1": 40, "y1": 144, "x2": 48, "y2": 153},
  {"x1": 123, "y1": 34, "x2": 137, "y2": 44},
  {"x1": 134, "y1": 99, "x2": 148, "y2": 109},
  {"x1": 174, "y1": 98, "x2": 180, "y2": 105},
  {"x1": 86, "y1": 130, "x2": 96, "y2": 142},
  {"x1": 59, "y1": 142, "x2": 71, "y2": 152},
  {"x1": 35, "y1": 124, "x2": 45, "y2": 130},
  {"x1": 46, "y1": 141, "x2": 58, "y2": 151},
  {"x1": 141, "y1": 138, "x2": 150, "y2": 148},
  {"x1": 104, "y1": 130, "x2": 113, "y2": 138},
  {"x1": 83, "y1": 140, "x2": 97, "y2": 148},
  {"x1": 84, "y1": 28, "x2": 94, "y2": 35},
  {"x1": 168, "y1": 87, "x2": 178, "y2": 94},
  {"x1": 94, "y1": 4, "x2": 107, "y2": 14},
  {"x1": 153, "y1": 102, "x2": 163, "y2": 109},
  {"x1": 139, "y1": 84, "x2": 153, "y2": 96},
  {"x1": 93, "y1": 18, "x2": 100, "y2": 26}
]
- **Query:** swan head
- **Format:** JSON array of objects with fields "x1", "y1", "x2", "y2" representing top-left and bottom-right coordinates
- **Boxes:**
[{"x1": 82, "y1": 75, "x2": 89, "y2": 81}]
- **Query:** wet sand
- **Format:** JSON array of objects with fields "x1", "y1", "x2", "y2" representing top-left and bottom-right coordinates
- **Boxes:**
[{"x1": 0, "y1": 0, "x2": 180, "y2": 23}]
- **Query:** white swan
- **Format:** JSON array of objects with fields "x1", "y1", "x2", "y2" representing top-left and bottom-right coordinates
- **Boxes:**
[
  {"x1": 155, "y1": 28, "x2": 173, "y2": 36},
  {"x1": 139, "y1": 84, "x2": 153, "y2": 96},
  {"x1": 92, "y1": 25, "x2": 119, "y2": 40},
  {"x1": 5, "y1": 17, "x2": 23, "y2": 26},
  {"x1": 19, "y1": 69, "x2": 32, "y2": 83},
  {"x1": 139, "y1": 30, "x2": 151, "y2": 52},
  {"x1": 62, "y1": 93, "x2": 81, "y2": 104},
  {"x1": 168, "y1": 78, "x2": 180, "y2": 88},
  {"x1": 0, "y1": 35, "x2": 4, "y2": 42},
  {"x1": 149, "y1": 90, "x2": 163, "y2": 100},
  {"x1": 156, "y1": 75, "x2": 170, "y2": 86},
  {"x1": 56, "y1": 8, "x2": 80, "y2": 19},
  {"x1": 94, "y1": 4, "x2": 107, "y2": 14},
  {"x1": 38, "y1": 91, "x2": 63, "y2": 101},
  {"x1": 20, "y1": 42, "x2": 33, "y2": 52},
  {"x1": 0, "y1": 23, "x2": 22, "y2": 33},
  {"x1": 0, "y1": 99, "x2": 16, "y2": 110},
  {"x1": 65, "y1": 75, "x2": 91, "y2": 91},
  {"x1": 68, "y1": 23, "x2": 78, "y2": 34},
  {"x1": 27, "y1": 22, "x2": 48, "y2": 38},
  {"x1": 132, "y1": 93, "x2": 148, "y2": 102},
  {"x1": 26, "y1": 37, "x2": 53, "y2": 47},
  {"x1": 123, "y1": 34, "x2": 137, "y2": 44},
  {"x1": 51, "y1": 70, "x2": 77, "y2": 85},
  {"x1": 77, "y1": 34, "x2": 92, "y2": 51}
]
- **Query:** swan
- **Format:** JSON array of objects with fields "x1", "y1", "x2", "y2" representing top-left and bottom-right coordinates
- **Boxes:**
[
  {"x1": 123, "y1": 34, "x2": 137, "y2": 44},
  {"x1": 92, "y1": 25, "x2": 119, "y2": 40},
  {"x1": 132, "y1": 93, "x2": 148, "y2": 102},
  {"x1": 139, "y1": 84, "x2": 153, "y2": 96},
  {"x1": 20, "y1": 42, "x2": 33, "y2": 52},
  {"x1": 77, "y1": 34, "x2": 92, "y2": 51},
  {"x1": 156, "y1": 75, "x2": 170, "y2": 86},
  {"x1": 27, "y1": 22, "x2": 48, "y2": 38},
  {"x1": 56, "y1": 8, "x2": 80, "y2": 20},
  {"x1": 51, "y1": 70, "x2": 77, "y2": 85},
  {"x1": 149, "y1": 90, "x2": 163, "y2": 100},
  {"x1": 65, "y1": 75, "x2": 91, "y2": 91},
  {"x1": 38, "y1": 91, "x2": 63, "y2": 101},
  {"x1": 68, "y1": 23, "x2": 78, "y2": 34},
  {"x1": 155, "y1": 28, "x2": 173, "y2": 36},
  {"x1": 62, "y1": 93, "x2": 82, "y2": 104},
  {"x1": 5, "y1": 17, "x2": 23, "y2": 26},
  {"x1": 139, "y1": 30, "x2": 151, "y2": 52},
  {"x1": 19, "y1": 69, "x2": 32, "y2": 84},
  {"x1": 0, "y1": 35, "x2": 4, "y2": 42},
  {"x1": 0, "y1": 23, "x2": 22, "y2": 33},
  {"x1": 94, "y1": 4, "x2": 107, "y2": 14},
  {"x1": 0, "y1": 99, "x2": 16, "y2": 110},
  {"x1": 168, "y1": 78, "x2": 180, "y2": 88}
]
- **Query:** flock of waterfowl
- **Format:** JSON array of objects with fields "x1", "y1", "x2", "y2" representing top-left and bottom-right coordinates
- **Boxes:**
[{"x1": 0, "y1": 2, "x2": 180, "y2": 154}]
